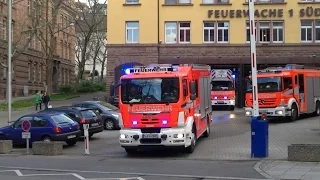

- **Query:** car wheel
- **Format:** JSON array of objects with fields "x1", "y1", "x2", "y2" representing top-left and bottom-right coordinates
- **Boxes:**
[
  {"x1": 185, "y1": 124, "x2": 196, "y2": 154},
  {"x1": 0, "y1": 135, "x2": 5, "y2": 140},
  {"x1": 203, "y1": 118, "x2": 210, "y2": 138},
  {"x1": 66, "y1": 139, "x2": 77, "y2": 146},
  {"x1": 104, "y1": 119, "x2": 115, "y2": 130},
  {"x1": 41, "y1": 136, "x2": 51, "y2": 142}
]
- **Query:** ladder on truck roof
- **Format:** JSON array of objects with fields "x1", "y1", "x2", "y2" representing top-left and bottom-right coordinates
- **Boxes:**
[{"x1": 211, "y1": 69, "x2": 233, "y2": 81}]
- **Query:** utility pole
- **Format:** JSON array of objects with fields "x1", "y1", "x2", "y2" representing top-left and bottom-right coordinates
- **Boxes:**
[{"x1": 7, "y1": 0, "x2": 12, "y2": 125}]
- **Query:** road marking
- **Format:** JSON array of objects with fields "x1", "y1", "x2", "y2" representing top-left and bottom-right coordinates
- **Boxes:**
[
  {"x1": 0, "y1": 166, "x2": 268, "y2": 180},
  {"x1": 0, "y1": 170, "x2": 145, "y2": 180}
]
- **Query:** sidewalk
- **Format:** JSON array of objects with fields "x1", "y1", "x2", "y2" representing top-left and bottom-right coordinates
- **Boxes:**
[
  {"x1": 0, "y1": 94, "x2": 35, "y2": 104},
  {"x1": 255, "y1": 160, "x2": 320, "y2": 180}
]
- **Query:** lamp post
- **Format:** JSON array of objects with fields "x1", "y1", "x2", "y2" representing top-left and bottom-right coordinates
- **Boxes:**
[{"x1": 7, "y1": 0, "x2": 12, "y2": 125}]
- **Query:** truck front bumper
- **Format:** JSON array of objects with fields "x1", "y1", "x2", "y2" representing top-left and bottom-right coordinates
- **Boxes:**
[
  {"x1": 119, "y1": 127, "x2": 192, "y2": 148},
  {"x1": 212, "y1": 100, "x2": 235, "y2": 106},
  {"x1": 244, "y1": 106, "x2": 291, "y2": 117}
]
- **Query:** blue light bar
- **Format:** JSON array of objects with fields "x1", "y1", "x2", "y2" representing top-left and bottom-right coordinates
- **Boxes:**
[{"x1": 124, "y1": 69, "x2": 131, "y2": 75}]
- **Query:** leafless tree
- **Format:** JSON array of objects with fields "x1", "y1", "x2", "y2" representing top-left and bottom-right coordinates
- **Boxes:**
[{"x1": 74, "y1": 0, "x2": 106, "y2": 84}]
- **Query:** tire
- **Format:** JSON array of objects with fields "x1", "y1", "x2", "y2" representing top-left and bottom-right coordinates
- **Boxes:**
[
  {"x1": 230, "y1": 106, "x2": 235, "y2": 111},
  {"x1": 41, "y1": 136, "x2": 51, "y2": 142},
  {"x1": 125, "y1": 148, "x2": 138, "y2": 154},
  {"x1": 203, "y1": 118, "x2": 210, "y2": 138},
  {"x1": 314, "y1": 101, "x2": 320, "y2": 116},
  {"x1": 288, "y1": 104, "x2": 298, "y2": 122},
  {"x1": 104, "y1": 119, "x2": 115, "y2": 130},
  {"x1": 0, "y1": 135, "x2": 5, "y2": 140},
  {"x1": 66, "y1": 139, "x2": 77, "y2": 146},
  {"x1": 185, "y1": 124, "x2": 197, "y2": 154}
]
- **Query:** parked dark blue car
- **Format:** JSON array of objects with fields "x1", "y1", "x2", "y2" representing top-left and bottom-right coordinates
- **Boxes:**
[{"x1": 0, "y1": 112, "x2": 81, "y2": 146}]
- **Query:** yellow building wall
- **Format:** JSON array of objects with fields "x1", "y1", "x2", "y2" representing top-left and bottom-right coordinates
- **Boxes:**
[{"x1": 108, "y1": 0, "x2": 320, "y2": 44}]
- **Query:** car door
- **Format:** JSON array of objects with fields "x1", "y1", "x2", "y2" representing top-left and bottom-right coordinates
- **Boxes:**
[
  {"x1": 29, "y1": 116, "x2": 50, "y2": 142},
  {"x1": 7, "y1": 116, "x2": 33, "y2": 144},
  {"x1": 85, "y1": 104, "x2": 102, "y2": 114}
]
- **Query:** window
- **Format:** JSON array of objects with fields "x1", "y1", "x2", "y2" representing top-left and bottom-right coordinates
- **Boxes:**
[
  {"x1": 28, "y1": 62, "x2": 31, "y2": 81},
  {"x1": 259, "y1": 21, "x2": 270, "y2": 42},
  {"x1": 126, "y1": 0, "x2": 139, "y2": 3},
  {"x1": 126, "y1": 22, "x2": 139, "y2": 43},
  {"x1": 272, "y1": 21, "x2": 284, "y2": 43},
  {"x1": 245, "y1": 0, "x2": 284, "y2": 2},
  {"x1": 2, "y1": 61, "x2": 6, "y2": 79},
  {"x1": 33, "y1": 63, "x2": 36, "y2": 81},
  {"x1": 203, "y1": 0, "x2": 229, "y2": 3},
  {"x1": 217, "y1": 22, "x2": 229, "y2": 43},
  {"x1": 33, "y1": 35, "x2": 36, "y2": 49},
  {"x1": 300, "y1": 0, "x2": 320, "y2": 2},
  {"x1": 179, "y1": 22, "x2": 190, "y2": 43},
  {"x1": 14, "y1": 117, "x2": 33, "y2": 128},
  {"x1": 283, "y1": 77, "x2": 292, "y2": 90},
  {"x1": 246, "y1": 21, "x2": 257, "y2": 42},
  {"x1": 38, "y1": 64, "x2": 41, "y2": 82},
  {"x1": 38, "y1": 39, "x2": 41, "y2": 51},
  {"x1": 32, "y1": 117, "x2": 47, "y2": 127},
  {"x1": 165, "y1": 0, "x2": 191, "y2": 4},
  {"x1": 316, "y1": 20, "x2": 320, "y2": 42},
  {"x1": 27, "y1": 0, "x2": 31, "y2": 15},
  {"x1": 2, "y1": 19, "x2": 6, "y2": 40},
  {"x1": 165, "y1": 22, "x2": 177, "y2": 43},
  {"x1": 61, "y1": 41, "x2": 64, "y2": 57},
  {"x1": 301, "y1": 20, "x2": 313, "y2": 42},
  {"x1": 68, "y1": 43, "x2": 70, "y2": 59},
  {"x1": 203, "y1": 22, "x2": 214, "y2": 43}
]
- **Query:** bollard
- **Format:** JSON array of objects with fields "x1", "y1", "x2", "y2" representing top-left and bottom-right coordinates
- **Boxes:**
[
  {"x1": 83, "y1": 124, "x2": 90, "y2": 155},
  {"x1": 251, "y1": 115, "x2": 269, "y2": 158}
]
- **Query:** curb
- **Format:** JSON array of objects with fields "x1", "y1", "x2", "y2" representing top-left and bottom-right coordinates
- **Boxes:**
[{"x1": 253, "y1": 160, "x2": 274, "y2": 179}]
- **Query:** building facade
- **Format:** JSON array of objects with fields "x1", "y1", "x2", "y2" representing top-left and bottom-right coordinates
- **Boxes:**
[
  {"x1": 0, "y1": 0, "x2": 76, "y2": 100},
  {"x1": 107, "y1": 0, "x2": 320, "y2": 107}
]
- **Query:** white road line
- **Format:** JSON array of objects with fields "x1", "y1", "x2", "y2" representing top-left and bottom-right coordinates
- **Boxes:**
[{"x1": 0, "y1": 166, "x2": 269, "y2": 180}]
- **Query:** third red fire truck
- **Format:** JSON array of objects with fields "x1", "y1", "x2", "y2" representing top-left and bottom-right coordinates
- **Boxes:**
[{"x1": 117, "y1": 64, "x2": 213, "y2": 154}]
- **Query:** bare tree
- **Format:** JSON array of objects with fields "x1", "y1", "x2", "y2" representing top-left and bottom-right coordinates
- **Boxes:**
[{"x1": 74, "y1": 0, "x2": 106, "y2": 84}]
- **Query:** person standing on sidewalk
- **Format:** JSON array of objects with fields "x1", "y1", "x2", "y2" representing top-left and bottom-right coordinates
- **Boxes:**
[
  {"x1": 42, "y1": 92, "x2": 51, "y2": 109},
  {"x1": 35, "y1": 91, "x2": 42, "y2": 111}
]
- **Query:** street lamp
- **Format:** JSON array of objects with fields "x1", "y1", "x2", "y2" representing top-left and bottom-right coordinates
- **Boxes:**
[{"x1": 7, "y1": 0, "x2": 12, "y2": 125}]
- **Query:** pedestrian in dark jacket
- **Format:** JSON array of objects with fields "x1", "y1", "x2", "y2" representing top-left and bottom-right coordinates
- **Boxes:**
[{"x1": 42, "y1": 92, "x2": 51, "y2": 109}]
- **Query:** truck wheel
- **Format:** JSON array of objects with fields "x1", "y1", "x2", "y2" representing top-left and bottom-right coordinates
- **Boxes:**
[
  {"x1": 66, "y1": 139, "x2": 77, "y2": 146},
  {"x1": 185, "y1": 125, "x2": 196, "y2": 154},
  {"x1": 203, "y1": 118, "x2": 210, "y2": 138},
  {"x1": 288, "y1": 104, "x2": 298, "y2": 122},
  {"x1": 125, "y1": 148, "x2": 138, "y2": 154},
  {"x1": 314, "y1": 101, "x2": 320, "y2": 116},
  {"x1": 230, "y1": 106, "x2": 235, "y2": 111}
]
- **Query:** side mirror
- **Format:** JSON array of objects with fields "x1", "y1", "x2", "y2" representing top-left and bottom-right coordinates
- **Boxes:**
[
  {"x1": 189, "y1": 81, "x2": 196, "y2": 100},
  {"x1": 109, "y1": 84, "x2": 115, "y2": 96}
]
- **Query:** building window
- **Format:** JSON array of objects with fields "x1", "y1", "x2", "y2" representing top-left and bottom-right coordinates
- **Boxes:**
[
  {"x1": 217, "y1": 22, "x2": 229, "y2": 43},
  {"x1": 203, "y1": 22, "x2": 215, "y2": 43},
  {"x1": 203, "y1": 0, "x2": 229, "y2": 3},
  {"x1": 301, "y1": 20, "x2": 313, "y2": 42},
  {"x1": 39, "y1": 64, "x2": 41, "y2": 82},
  {"x1": 179, "y1": 22, "x2": 190, "y2": 43},
  {"x1": 28, "y1": 62, "x2": 31, "y2": 81},
  {"x1": 316, "y1": 20, "x2": 320, "y2": 42},
  {"x1": 126, "y1": 0, "x2": 139, "y2": 4},
  {"x1": 165, "y1": 0, "x2": 191, "y2": 4},
  {"x1": 300, "y1": 0, "x2": 320, "y2": 2},
  {"x1": 2, "y1": 61, "x2": 6, "y2": 79},
  {"x1": 259, "y1": 21, "x2": 270, "y2": 42},
  {"x1": 126, "y1": 22, "x2": 139, "y2": 43},
  {"x1": 61, "y1": 41, "x2": 64, "y2": 57},
  {"x1": 2, "y1": 19, "x2": 6, "y2": 40},
  {"x1": 165, "y1": 22, "x2": 177, "y2": 43},
  {"x1": 33, "y1": 35, "x2": 36, "y2": 49},
  {"x1": 245, "y1": 0, "x2": 284, "y2": 3},
  {"x1": 33, "y1": 63, "x2": 36, "y2": 82},
  {"x1": 38, "y1": 39, "x2": 41, "y2": 51},
  {"x1": 246, "y1": 21, "x2": 257, "y2": 42},
  {"x1": 27, "y1": 0, "x2": 31, "y2": 15},
  {"x1": 273, "y1": 21, "x2": 284, "y2": 43}
]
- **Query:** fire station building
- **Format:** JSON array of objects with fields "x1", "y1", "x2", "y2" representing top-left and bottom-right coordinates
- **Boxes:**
[{"x1": 106, "y1": 0, "x2": 320, "y2": 107}]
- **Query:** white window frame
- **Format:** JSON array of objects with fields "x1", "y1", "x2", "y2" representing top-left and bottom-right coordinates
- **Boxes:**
[
  {"x1": 33, "y1": 63, "x2": 36, "y2": 82},
  {"x1": 2, "y1": 19, "x2": 6, "y2": 40},
  {"x1": 179, "y1": 22, "x2": 191, "y2": 43},
  {"x1": 39, "y1": 64, "x2": 41, "y2": 82},
  {"x1": 315, "y1": 20, "x2": 320, "y2": 42},
  {"x1": 301, "y1": 21, "x2": 313, "y2": 43},
  {"x1": 28, "y1": 63, "x2": 31, "y2": 81},
  {"x1": 203, "y1": 22, "x2": 215, "y2": 43},
  {"x1": 246, "y1": 21, "x2": 257, "y2": 43},
  {"x1": 33, "y1": 35, "x2": 36, "y2": 49},
  {"x1": 126, "y1": 22, "x2": 139, "y2": 44},
  {"x1": 203, "y1": 0, "x2": 229, "y2": 3},
  {"x1": 2, "y1": 61, "x2": 6, "y2": 79},
  {"x1": 126, "y1": 0, "x2": 139, "y2": 4},
  {"x1": 165, "y1": 22, "x2": 177, "y2": 44},
  {"x1": 217, "y1": 22, "x2": 229, "y2": 43},
  {"x1": 272, "y1": 21, "x2": 284, "y2": 43},
  {"x1": 259, "y1": 21, "x2": 271, "y2": 43}
]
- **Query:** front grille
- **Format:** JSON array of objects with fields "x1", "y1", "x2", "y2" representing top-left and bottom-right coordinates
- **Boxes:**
[
  {"x1": 141, "y1": 128, "x2": 161, "y2": 133},
  {"x1": 250, "y1": 98, "x2": 277, "y2": 106},
  {"x1": 140, "y1": 139, "x2": 161, "y2": 144},
  {"x1": 141, "y1": 114, "x2": 159, "y2": 125}
]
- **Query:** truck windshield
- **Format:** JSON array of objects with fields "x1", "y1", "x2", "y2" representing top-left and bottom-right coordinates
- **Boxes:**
[
  {"x1": 247, "y1": 77, "x2": 282, "y2": 92},
  {"x1": 211, "y1": 81, "x2": 234, "y2": 91},
  {"x1": 121, "y1": 77, "x2": 179, "y2": 104}
]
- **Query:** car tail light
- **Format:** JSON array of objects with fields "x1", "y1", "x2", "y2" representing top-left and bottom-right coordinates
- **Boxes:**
[
  {"x1": 77, "y1": 123, "x2": 80, "y2": 130},
  {"x1": 54, "y1": 127, "x2": 62, "y2": 133},
  {"x1": 79, "y1": 118, "x2": 89, "y2": 124}
]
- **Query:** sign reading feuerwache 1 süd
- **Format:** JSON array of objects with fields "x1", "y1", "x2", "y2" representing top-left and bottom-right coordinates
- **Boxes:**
[{"x1": 208, "y1": 7, "x2": 320, "y2": 18}]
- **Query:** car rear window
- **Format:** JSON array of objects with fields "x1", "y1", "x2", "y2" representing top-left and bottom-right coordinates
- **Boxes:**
[
  {"x1": 80, "y1": 110, "x2": 97, "y2": 118},
  {"x1": 51, "y1": 114, "x2": 75, "y2": 124}
]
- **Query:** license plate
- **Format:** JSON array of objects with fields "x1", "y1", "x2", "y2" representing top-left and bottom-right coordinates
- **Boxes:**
[
  {"x1": 217, "y1": 101, "x2": 224, "y2": 104},
  {"x1": 68, "y1": 135, "x2": 76, "y2": 139},
  {"x1": 142, "y1": 133, "x2": 158, "y2": 139},
  {"x1": 259, "y1": 110, "x2": 267, "y2": 113},
  {"x1": 91, "y1": 123, "x2": 99, "y2": 127}
]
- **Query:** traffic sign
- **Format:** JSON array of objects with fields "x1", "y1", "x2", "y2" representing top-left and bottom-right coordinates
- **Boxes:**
[
  {"x1": 21, "y1": 120, "x2": 31, "y2": 132},
  {"x1": 22, "y1": 132, "x2": 31, "y2": 139}
]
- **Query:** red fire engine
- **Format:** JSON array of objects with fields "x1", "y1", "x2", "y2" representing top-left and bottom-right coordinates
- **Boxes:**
[
  {"x1": 118, "y1": 64, "x2": 213, "y2": 154},
  {"x1": 245, "y1": 64, "x2": 320, "y2": 121},
  {"x1": 210, "y1": 69, "x2": 236, "y2": 110}
]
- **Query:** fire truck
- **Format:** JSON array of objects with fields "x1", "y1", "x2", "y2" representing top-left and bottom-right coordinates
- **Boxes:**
[
  {"x1": 210, "y1": 69, "x2": 236, "y2": 110},
  {"x1": 245, "y1": 64, "x2": 320, "y2": 121},
  {"x1": 117, "y1": 64, "x2": 213, "y2": 154}
]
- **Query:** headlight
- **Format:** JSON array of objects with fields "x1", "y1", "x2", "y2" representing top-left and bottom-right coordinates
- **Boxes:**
[
  {"x1": 276, "y1": 110, "x2": 283, "y2": 115},
  {"x1": 120, "y1": 134, "x2": 128, "y2": 139},
  {"x1": 174, "y1": 133, "x2": 184, "y2": 138},
  {"x1": 230, "y1": 100, "x2": 235, "y2": 105},
  {"x1": 246, "y1": 111, "x2": 251, "y2": 115},
  {"x1": 112, "y1": 113, "x2": 119, "y2": 118}
]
